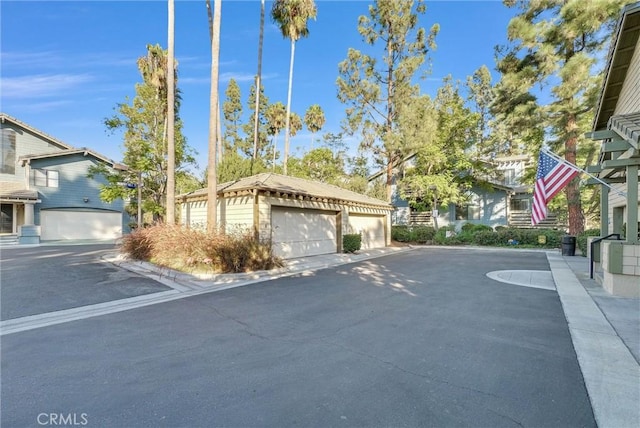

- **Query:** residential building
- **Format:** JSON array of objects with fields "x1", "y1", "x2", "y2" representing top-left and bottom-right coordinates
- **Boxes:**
[
  {"x1": 586, "y1": 2, "x2": 640, "y2": 297},
  {"x1": 372, "y1": 154, "x2": 562, "y2": 230},
  {"x1": 0, "y1": 113, "x2": 127, "y2": 244}
]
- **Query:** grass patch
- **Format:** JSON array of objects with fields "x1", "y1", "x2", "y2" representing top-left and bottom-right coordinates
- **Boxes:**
[{"x1": 120, "y1": 224, "x2": 283, "y2": 274}]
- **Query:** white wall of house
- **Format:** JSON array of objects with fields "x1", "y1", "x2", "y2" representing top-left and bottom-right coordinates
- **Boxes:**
[{"x1": 615, "y1": 40, "x2": 640, "y2": 114}]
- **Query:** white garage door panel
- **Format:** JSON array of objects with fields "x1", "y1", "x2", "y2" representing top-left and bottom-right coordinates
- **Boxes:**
[
  {"x1": 348, "y1": 214, "x2": 385, "y2": 249},
  {"x1": 272, "y1": 208, "x2": 336, "y2": 259},
  {"x1": 41, "y1": 210, "x2": 122, "y2": 240}
]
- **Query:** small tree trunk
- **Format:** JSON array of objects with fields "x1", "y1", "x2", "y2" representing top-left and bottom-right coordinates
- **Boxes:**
[
  {"x1": 207, "y1": 0, "x2": 222, "y2": 233},
  {"x1": 252, "y1": 0, "x2": 265, "y2": 173},
  {"x1": 166, "y1": 0, "x2": 176, "y2": 225},
  {"x1": 565, "y1": 113, "x2": 584, "y2": 235},
  {"x1": 283, "y1": 39, "x2": 295, "y2": 175}
]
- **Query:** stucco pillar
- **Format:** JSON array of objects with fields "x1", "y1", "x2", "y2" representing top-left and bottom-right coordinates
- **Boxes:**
[
  {"x1": 23, "y1": 202, "x2": 35, "y2": 225},
  {"x1": 19, "y1": 201, "x2": 40, "y2": 244},
  {"x1": 626, "y1": 165, "x2": 638, "y2": 243},
  {"x1": 600, "y1": 185, "x2": 609, "y2": 236}
]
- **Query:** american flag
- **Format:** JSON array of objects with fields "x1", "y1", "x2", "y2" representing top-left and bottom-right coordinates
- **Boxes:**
[{"x1": 531, "y1": 151, "x2": 580, "y2": 226}]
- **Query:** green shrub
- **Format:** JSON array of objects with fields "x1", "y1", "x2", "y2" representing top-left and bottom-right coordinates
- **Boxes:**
[
  {"x1": 577, "y1": 228, "x2": 601, "y2": 257},
  {"x1": 461, "y1": 223, "x2": 493, "y2": 233},
  {"x1": 413, "y1": 226, "x2": 436, "y2": 243},
  {"x1": 473, "y1": 227, "x2": 564, "y2": 248},
  {"x1": 120, "y1": 224, "x2": 283, "y2": 273},
  {"x1": 391, "y1": 225, "x2": 413, "y2": 242},
  {"x1": 433, "y1": 225, "x2": 458, "y2": 245},
  {"x1": 343, "y1": 234, "x2": 362, "y2": 253}
]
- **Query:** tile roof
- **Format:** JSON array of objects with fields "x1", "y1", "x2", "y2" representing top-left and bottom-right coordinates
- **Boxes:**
[{"x1": 181, "y1": 173, "x2": 392, "y2": 208}]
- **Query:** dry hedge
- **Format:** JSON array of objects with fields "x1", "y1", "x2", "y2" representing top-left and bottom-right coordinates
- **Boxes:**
[{"x1": 120, "y1": 224, "x2": 283, "y2": 273}]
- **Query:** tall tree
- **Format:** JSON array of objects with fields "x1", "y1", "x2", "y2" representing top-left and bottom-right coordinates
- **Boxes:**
[
  {"x1": 207, "y1": 0, "x2": 222, "y2": 233},
  {"x1": 222, "y1": 79, "x2": 243, "y2": 153},
  {"x1": 491, "y1": 46, "x2": 544, "y2": 156},
  {"x1": 166, "y1": 0, "x2": 176, "y2": 224},
  {"x1": 271, "y1": 0, "x2": 317, "y2": 175},
  {"x1": 466, "y1": 65, "x2": 495, "y2": 162},
  {"x1": 323, "y1": 131, "x2": 347, "y2": 160},
  {"x1": 288, "y1": 147, "x2": 345, "y2": 184},
  {"x1": 242, "y1": 81, "x2": 270, "y2": 159},
  {"x1": 303, "y1": 104, "x2": 325, "y2": 151},
  {"x1": 337, "y1": 0, "x2": 439, "y2": 201},
  {"x1": 398, "y1": 84, "x2": 475, "y2": 211},
  {"x1": 502, "y1": 0, "x2": 629, "y2": 235},
  {"x1": 266, "y1": 101, "x2": 287, "y2": 169},
  {"x1": 97, "y1": 44, "x2": 193, "y2": 222},
  {"x1": 252, "y1": 0, "x2": 266, "y2": 168},
  {"x1": 265, "y1": 102, "x2": 286, "y2": 167}
]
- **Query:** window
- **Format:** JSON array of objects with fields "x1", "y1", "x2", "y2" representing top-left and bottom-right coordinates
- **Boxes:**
[
  {"x1": 1, "y1": 128, "x2": 16, "y2": 174},
  {"x1": 34, "y1": 169, "x2": 59, "y2": 188},
  {"x1": 503, "y1": 168, "x2": 516, "y2": 185},
  {"x1": 456, "y1": 204, "x2": 480, "y2": 220},
  {"x1": 455, "y1": 191, "x2": 481, "y2": 220},
  {"x1": 510, "y1": 198, "x2": 529, "y2": 211}
]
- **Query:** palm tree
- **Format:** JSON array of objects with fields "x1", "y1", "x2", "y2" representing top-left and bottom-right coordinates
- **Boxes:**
[
  {"x1": 252, "y1": 0, "x2": 266, "y2": 172},
  {"x1": 207, "y1": 0, "x2": 224, "y2": 168},
  {"x1": 207, "y1": 0, "x2": 222, "y2": 233},
  {"x1": 303, "y1": 104, "x2": 325, "y2": 151},
  {"x1": 266, "y1": 102, "x2": 286, "y2": 170},
  {"x1": 271, "y1": 0, "x2": 317, "y2": 175},
  {"x1": 166, "y1": 0, "x2": 176, "y2": 224}
]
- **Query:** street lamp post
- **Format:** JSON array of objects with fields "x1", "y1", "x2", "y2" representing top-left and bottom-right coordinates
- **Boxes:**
[
  {"x1": 137, "y1": 171, "x2": 142, "y2": 228},
  {"x1": 429, "y1": 185, "x2": 439, "y2": 231}
]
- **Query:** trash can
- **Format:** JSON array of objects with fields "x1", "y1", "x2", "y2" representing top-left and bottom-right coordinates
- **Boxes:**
[{"x1": 561, "y1": 235, "x2": 576, "y2": 256}]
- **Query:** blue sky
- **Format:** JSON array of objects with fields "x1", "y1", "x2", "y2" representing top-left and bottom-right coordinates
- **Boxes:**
[{"x1": 1, "y1": 0, "x2": 518, "y2": 176}]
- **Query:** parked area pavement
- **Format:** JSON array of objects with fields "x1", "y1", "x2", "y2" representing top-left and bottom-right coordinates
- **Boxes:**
[
  {"x1": 0, "y1": 244, "x2": 170, "y2": 321},
  {"x1": 1, "y1": 243, "x2": 638, "y2": 427}
]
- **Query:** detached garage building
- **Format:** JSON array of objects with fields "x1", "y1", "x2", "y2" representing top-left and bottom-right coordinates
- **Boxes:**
[{"x1": 179, "y1": 173, "x2": 393, "y2": 259}]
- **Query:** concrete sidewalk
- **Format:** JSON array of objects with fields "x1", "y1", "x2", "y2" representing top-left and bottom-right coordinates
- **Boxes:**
[{"x1": 548, "y1": 252, "x2": 639, "y2": 428}]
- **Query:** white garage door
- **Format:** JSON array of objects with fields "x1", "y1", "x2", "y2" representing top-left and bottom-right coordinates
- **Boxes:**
[
  {"x1": 271, "y1": 207, "x2": 337, "y2": 259},
  {"x1": 40, "y1": 210, "x2": 122, "y2": 241},
  {"x1": 348, "y1": 214, "x2": 386, "y2": 249}
]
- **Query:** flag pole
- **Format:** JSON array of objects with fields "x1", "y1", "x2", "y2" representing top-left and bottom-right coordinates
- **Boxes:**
[{"x1": 541, "y1": 148, "x2": 627, "y2": 197}]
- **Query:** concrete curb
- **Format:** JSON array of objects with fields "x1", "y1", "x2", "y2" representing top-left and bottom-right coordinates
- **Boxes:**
[
  {"x1": 547, "y1": 252, "x2": 640, "y2": 428},
  {"x1": 105, "y1": 246, "x2": 415, "y2": 289}
]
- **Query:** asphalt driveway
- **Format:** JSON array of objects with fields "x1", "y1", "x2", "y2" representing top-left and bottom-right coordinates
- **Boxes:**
[
  {"x1": 1, "y1": 248, "x2": 594, "y2": 427},
  {"x1": 0, "y1": 244, "x2": 170, "y2": 320}
]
